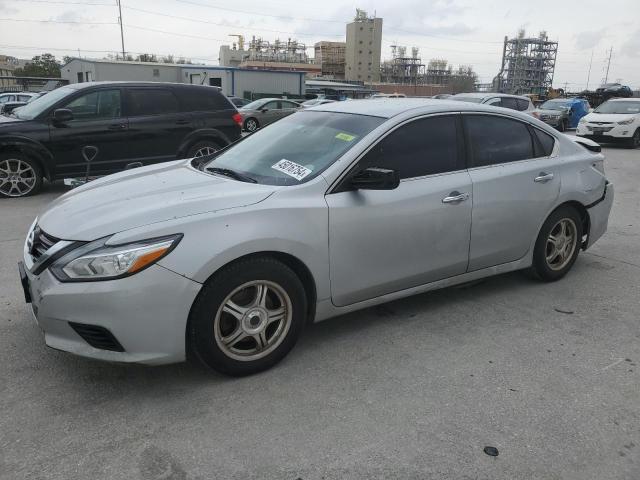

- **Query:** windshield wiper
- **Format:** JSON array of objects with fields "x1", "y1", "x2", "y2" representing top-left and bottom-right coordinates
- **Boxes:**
[{"x1": 206, "y1": 167, "x2": 257, "y2": 183}]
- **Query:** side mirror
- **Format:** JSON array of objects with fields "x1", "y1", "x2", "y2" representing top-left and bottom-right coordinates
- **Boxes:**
[
  {"x1": 350, "y1": 167, "x2": 400, "y2": 190},
  {"x1": 52, "y1": 108, "x2": 73, "y2": 123}
]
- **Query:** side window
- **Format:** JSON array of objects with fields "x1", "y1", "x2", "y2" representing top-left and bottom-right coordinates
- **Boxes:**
[
  {"x1": 532, "y1": 128, "x2": 555, "y2": 157},
  {"x1": 177, "y1": 88, "x2": 231, "y2": 112},
  {"x1": 128, "y1": 89, "x2": 179, "y2": 116},
  {"x1": 485, "y1": 97, "x2": 501, "y2": 106},
  {"x1": 0, "y1": 95, "x2": 16, "y2": 103},
  {"x1": 359, "y1": 116, "x2": 460, "y2": 179},
  {"x1": 465, "y1": 115, "x2": 534, "y2": 167},
  {"x1": 281, "y1": 101, "x2": 297, "y2": 109},
  {"x1": 263, "y1": 101, "x2": 279, "y2": 110},
  {"x1": 63, "y1": 90, "x2": 121, "y2": 120},
  {"x1": 500, "y1": 97, "x2": 519, "y2": 110},
  {"x1": 516, "y1": 98, "x2": 531, "y2": 111},
  {"x1": 18, "y1": 95, "x2": 32, "y2": 102}
]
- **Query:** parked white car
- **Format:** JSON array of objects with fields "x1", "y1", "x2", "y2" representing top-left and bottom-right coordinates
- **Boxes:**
[{"x1": 576, "y1": 99, "x2": 640, "y2": 148}]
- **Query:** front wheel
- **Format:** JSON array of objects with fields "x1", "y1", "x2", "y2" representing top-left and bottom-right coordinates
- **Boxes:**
[
  {"x1": 188, "y1": 257, "x2": 307, "y2": 376},
  {"x1": 0, "y1": 154, "x2": 43, "y2": 198},
  {"x1": 557, "y1": 119, "x2": 568, "y2": 132},
  {"x1": 626, "y1": 129, "x2": 640, "y2": 149},
  {"x1": 529, "y1": 206, "x2": 583, "y2": 282}
]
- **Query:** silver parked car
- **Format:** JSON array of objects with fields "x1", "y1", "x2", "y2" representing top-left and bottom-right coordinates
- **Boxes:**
[
  {"x1": 450, "y1": 92, "x2": 535, "y2": 112},
  {"x1": 19, "y1": 99, "x2": 613, "y2": 376},
  {"x1": 239, "y1": 98, "x2": 301, "y2": 132}
]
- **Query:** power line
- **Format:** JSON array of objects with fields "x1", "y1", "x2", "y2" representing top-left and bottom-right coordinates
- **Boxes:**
[{"x1": 0, "y1": 18, "x2": 118, "y2": 25}]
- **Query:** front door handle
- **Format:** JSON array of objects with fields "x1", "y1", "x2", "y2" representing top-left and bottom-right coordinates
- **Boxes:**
[
  {"x1": 534, "y1": 172, "x2": 554, "y2": 183},
  {"x1": 442, "y1": 192, "x2": 470, "y2": 204},
  {"x1": 108, "y1": 123, "x2": 127, "y2": 130},
  {"x1": 175, "y1": 118, "x2": 190, "y2": 125}
]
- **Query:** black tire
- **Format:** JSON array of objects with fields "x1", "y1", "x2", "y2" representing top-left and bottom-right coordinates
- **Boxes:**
[
  {"x1": 0, "y1": 152, "x2": 43, "y2": 198},
  {"x1": 529, "y1": 205, "x2": 583, "y2": 282},
  {"x1": 558, "y1": 119, "x2": 568, "y2": 132},
  {"x1": 244, "y1": 117, "x2": 259, "y2": 132},
  {"x1": 188, "y1": 257, "x2": 307, "y2": 376},
  {"x1": 626, "y1": 129, "x2": 640, "y2": 149},
  {"x1": 186, "y1": 140, "x2": 222, "y2": 159}
]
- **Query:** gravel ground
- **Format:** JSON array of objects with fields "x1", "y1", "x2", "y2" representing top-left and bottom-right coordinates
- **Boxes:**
[{"x1": 1, "y1": 143, "x2": 639, "y2": 480}]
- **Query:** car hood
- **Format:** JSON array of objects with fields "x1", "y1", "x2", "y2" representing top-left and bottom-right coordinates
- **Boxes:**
[
  {"x1": 38, "y1": 160, "x2": 277, "y2": 241},
  {"x1": 0, "y1": 114, "x2": 27, "y2": 125},
  {"x1": 583, "y1": 113, "x2": 632, "y2": 122}
]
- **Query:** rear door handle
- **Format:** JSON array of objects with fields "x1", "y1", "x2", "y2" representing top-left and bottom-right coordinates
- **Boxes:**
[
  {"x1": 108, "y1": 123, "x2": 127, "y2": 130},
  {"x1": 534, "y1": 172, "x2": 554, "y2": 183},
  {"x1": 175, "y1": 118, "x2": 190, "y2": 125},
  {"x1": 442, "y1": 192, "x2": 470, "y2": 204}
]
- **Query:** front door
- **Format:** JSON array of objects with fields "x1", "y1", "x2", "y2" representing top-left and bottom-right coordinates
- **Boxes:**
[
  {"x1": 463, "y1": 113, "x2": 561, "y2": 271},
  {"x1": 326, "y1": 115, "x2": 472, "y2": 306},
  {"x1": 47, "y1": 88, "x2": 130, "y2": 178}
]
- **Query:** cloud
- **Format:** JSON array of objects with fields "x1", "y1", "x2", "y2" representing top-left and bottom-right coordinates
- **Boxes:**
[
  {"x1": 574, "y1": 28, "x2": 607, "y2": 50},
  {"x1": 0, "y1": 0, "x2": 18, "y2": 14},
  {"x1": 620, "y1": 28, "x2": 640, "y2": 57}
]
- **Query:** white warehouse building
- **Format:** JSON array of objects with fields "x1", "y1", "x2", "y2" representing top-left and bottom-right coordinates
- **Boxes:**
[{"x1": 61, "y1": 58, "x2": 306, "y2": 99}]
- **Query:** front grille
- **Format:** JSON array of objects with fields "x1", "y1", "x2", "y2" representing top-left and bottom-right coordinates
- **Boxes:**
[
  {"x1": 68, "y1": 322, "x2": 125, "y2": 352},
  {"x1": 587, "y1": 125, "x2": 613, "y2": 132},
  {"x1": 30, "y1": 227, "x2": 59, "y2": 261}
]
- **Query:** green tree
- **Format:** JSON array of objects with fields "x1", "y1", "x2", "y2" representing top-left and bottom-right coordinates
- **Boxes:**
[{"x1": 13, "y1": 53, "x2": 61, "y2": 78}]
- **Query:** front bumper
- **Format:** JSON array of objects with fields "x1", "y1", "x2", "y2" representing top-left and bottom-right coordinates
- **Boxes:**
[
  {"x1": 22, "y1": 260, "x2": 202, "y2": 365},
  {"x1": 586, "y1": 182, "x2": 614, "y2": 249},
  {"x1": 576, "y1": 123, "x2": 636, "y2": 141}
]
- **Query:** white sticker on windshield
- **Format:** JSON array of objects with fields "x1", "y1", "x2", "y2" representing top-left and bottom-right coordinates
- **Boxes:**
[{"x1": 271, "y1": 159, "x2": 312, "y2": 181}]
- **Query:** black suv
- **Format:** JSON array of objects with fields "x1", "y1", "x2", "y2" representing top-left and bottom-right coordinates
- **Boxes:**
[{"x1": 0, "y1": 81, "x2": 242, "y2": 197}]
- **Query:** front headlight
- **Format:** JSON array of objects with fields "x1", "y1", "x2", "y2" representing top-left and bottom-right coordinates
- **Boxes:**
[
  {"x1": 578, "y1": 117, "x2": 587, "y2": 124},
  {"x1": 617, "y1": 118, "x2": 635, "y2": 125},
  {"x1": 50, "y1": 234, "x2": 182, "y2": 282}
]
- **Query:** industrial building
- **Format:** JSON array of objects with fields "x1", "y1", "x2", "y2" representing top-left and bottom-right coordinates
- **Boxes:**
[
  {"x1": 380, "y1": 46, "x2": 425, "y2": 84},
  {"x1": 219, "y1": 36, "x2": 320, "y2": 76},
  {"x1": 494, "y1": 30, "x2": 558, "y2": 95},
  {"x1": 61, "y1": 58, "x2": 306, "y2": 99},
  {"x1": 314, "y1": 41, "x2": 346, "y2": 79},
  {"x1": 345, "y1": 9, "x2": 382, "y2": 83}
]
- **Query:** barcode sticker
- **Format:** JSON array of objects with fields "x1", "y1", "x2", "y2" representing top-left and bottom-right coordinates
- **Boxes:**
[{"x1": 271, "y1": 159, "x2": 312, "y2": 181}]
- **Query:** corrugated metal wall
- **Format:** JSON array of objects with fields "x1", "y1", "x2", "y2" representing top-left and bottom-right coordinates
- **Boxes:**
[
  {"x1": 232, "y1": 70, "x2": 303, "y2": 98},
  {"x1": 62, "y1": 60, "x2": 181, "y2": 84}
]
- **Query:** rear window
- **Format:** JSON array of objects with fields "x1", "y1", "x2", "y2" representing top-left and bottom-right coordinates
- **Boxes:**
[
  {"x1": 176, "y1": 87, "x2": 233, "y2": 112},
  {"x1": 516, "y1": 98, "x2": 531, "y2": 111},
  {"x1": 128, "y1": 88, "x2": 179, "y2": 116},
  {"x1": 532, "y1": 128, "x2": 555, "y2": 156}
]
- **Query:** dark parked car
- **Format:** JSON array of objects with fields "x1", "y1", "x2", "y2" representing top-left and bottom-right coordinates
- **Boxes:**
[
  {"x1": 596, "y1": 83, "x2": 633, "y2": 98},
  {"x1": 0, "y1": 82, "x2": 242, "y2": 198}
]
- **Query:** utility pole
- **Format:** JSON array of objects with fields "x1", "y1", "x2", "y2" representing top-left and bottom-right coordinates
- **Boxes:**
[
  {"x1": 586, "y1": 49, "x2": 594, "y2": 91},
  {"x1": 604, "y1": 46, "x2": 613, "y2": 84},
  {"x1": 117, "y1": 0, "x2": 126, "y2": 60}
]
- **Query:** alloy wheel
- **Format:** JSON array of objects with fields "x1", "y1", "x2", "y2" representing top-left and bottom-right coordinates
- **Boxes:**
[
  {"x1": 545, "y1": 218, "x2": 578, "y2": 271},
  {"x1": 214, "y1": 280, "x2": 292, "y2": 362},
  {"x1": 0, "y1": 159, "x2": 37, "y2": 197},
  {"x1": 245, "y1": 119, "x2": 258, "y2": 132},
  {"x1": 193, "y1": 146, "x2": 218, "y2": 157}
]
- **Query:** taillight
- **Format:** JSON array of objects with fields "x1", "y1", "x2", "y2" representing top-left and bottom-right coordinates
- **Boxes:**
[{"x1": 232, "y1": 113, "x2": 243, "y2": 127}]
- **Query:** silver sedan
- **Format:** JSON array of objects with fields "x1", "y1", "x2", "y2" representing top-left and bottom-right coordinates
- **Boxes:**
[
  {"x1": 239, "y1": 98, "x2": 301, "y2": 132},
  {"x1": 20, "y1": 99, "x2": 613, "y2": 375}
]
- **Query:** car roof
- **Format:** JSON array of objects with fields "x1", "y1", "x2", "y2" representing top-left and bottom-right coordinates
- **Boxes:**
[
  {"x1": 64, "y1": 81, "x2": 222, "y2": 91},
  {"x1": 308, "y1": 98, "x2": 530, "y2": 118}
]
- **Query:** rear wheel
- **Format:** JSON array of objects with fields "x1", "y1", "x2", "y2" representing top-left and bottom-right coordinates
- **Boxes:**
[
  {"x1": 529, "y1": 206, "x2": 583, "y2": 282},
  {"x1": 187, "y1": 140, "x2": 222, "y2": 159},
  {"x1": 188, "y1": 257, "x2": 307, "y2": 376},
  {"x1": 558, "y1": 119, "x2": 568, "y2": 132},
  {"x1": 244, "y1": 117, "x2": 259, "y2": 132},
  {"x1": 0, "y1": 153, "x2": 42, "y2": 198}
]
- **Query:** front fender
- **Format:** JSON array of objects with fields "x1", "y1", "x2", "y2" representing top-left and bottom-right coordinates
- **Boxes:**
[
  {"x1": 0, "y1": 135, "x2": 53, "y2": 180},
  {"x1": 177, "y1": 128, "x2": 233, "y2": 157}
]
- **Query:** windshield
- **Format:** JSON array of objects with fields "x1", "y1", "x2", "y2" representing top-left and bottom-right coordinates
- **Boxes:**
[
  {"x1": 594, "y1": 101, "x2": 640, "y2": 115},
  {"x1": 450, "y1": 96, "x2": 483, "y2": 103},
  {"x1": 540, "y1": 100, "x2": 571, "y2": 111},
  {"x1": 205, "y1": 111, "x2": 384, "y2": 186},
  {"x1": 241, "y1": 99, "x2": 267, "y2": 110},
  {"x1": 13, "y1": 86, "x2": 74, "y2": 120}
]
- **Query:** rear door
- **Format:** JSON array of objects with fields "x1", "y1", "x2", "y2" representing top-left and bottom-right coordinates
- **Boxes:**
[
  {"x1": 47, "y1": 87, "x2": 130, "y2": 178},
  {"x1": 326, "y1": 115, "x2": 472, "y2": 306},
  {"x1": 125, "y1": 87, "x2": 193, "y2": 165},
  {"x1": 260, "y1": 101, "x2": 282, "y2": 126},
  {"x1": 464, "y1": 113, "x2": 560, "y2": 271},
  {"x1": 280, "y1": 100, "x2": 300, "y2": 119}
]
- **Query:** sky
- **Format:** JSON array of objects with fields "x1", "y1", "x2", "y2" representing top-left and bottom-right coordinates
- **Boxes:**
[{"x1": 1, "y1": 0, "x2": 639, "y2": 89}]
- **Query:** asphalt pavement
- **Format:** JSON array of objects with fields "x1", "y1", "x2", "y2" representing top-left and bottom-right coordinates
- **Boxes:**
[{"x1": 1, "y1": 144, "x2": 639, "y2": 479}]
